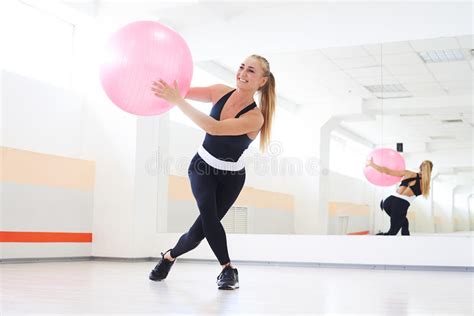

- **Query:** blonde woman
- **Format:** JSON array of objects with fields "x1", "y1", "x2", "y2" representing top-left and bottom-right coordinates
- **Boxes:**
[
  {"x1": 367, "y1": 159, "x2": 433, "y2": 236},
  {"x1": 149, "y1": 55, "x2": 275, "y2": 289}
]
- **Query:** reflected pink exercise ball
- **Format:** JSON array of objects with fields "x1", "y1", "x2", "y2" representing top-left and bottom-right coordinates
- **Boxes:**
[
  {"x1": 364, "y1": 148, "x2": 406, "y2": 186},
  {"x1": 99, "y1": 21, "x2": 193, "y2": 116}
]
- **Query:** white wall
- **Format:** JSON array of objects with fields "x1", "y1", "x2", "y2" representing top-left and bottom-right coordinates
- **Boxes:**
[
  {"x1": 0, "y1": 70, "x2": 93, "y2": 258},
  {"x1": 1, "y1": 71, "x2": 82, "y2": 156},
  {"x1": 79, "y1": 43, "x2": 141, "y2": 258}
]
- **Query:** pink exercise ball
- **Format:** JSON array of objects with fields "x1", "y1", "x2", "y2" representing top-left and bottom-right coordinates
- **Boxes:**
[
  {"x1": 99, "y1": 21, "x2": 193, "y2": 116},
  {"x1": 364, "y1": 148, "x2": 406, "y2": 186}
]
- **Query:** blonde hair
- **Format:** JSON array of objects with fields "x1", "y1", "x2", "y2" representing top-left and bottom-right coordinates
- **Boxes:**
[
  {"x1": 421, "y1": 160, "x2": 433, "y2": 198},
  {"x1": 250, "y1": 54, "x2": 276, "y2": 153}
]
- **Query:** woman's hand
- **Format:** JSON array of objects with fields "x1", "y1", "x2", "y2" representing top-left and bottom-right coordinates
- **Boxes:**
[
  {"x1": 365, "y1": 157, "x2": 374, "y2": 167},
  {"x1": 151, "y1": 79, "x2": 183, "y2": 105}
]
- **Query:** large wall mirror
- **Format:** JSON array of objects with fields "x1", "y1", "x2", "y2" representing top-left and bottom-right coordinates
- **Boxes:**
[{"x1": 157, "y1": 35, "x2": 472, "y2": 237}]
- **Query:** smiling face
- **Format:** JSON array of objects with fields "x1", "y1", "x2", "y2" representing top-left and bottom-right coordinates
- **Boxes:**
[{"x1": 236, "y1": 56, "x2": 269, "y2": 92}]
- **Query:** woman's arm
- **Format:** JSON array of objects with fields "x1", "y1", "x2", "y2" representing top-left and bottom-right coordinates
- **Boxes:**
[
  {"x1": 174, "y1": 98, "x2": 216, "y2": 133},
  {"x1": 174, "y1": 99, "x2": 263, "y2": 136},
  {"x1": 208, "y1": 110, "x2": 263, "y2": 136},
  {"x1": 185, "y1": 84, "x2": 232, "y2": 103},
  {"x1": 366, "y1": 157, "x2": 413, "y2": 177},
  {"x1": 152, "y1": 80, "x2": 260, "y2": 136}
]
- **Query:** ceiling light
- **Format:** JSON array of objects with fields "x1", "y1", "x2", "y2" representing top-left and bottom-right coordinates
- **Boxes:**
[
  {"x1": 364, "y1": 84, "x2": 408, "y2": 93},
  {"x1": 429, "y1": 136, "x2": 456, "y2": 140},
  {"x1": 399, "y1": 113, "x2": 430, "y2": 117},
  {"x1": 441, "y1": 119, "x2": 463, "y2": 123},
  {"x1": 418, "y1": 49, "x2": 465, "y2": 63}
]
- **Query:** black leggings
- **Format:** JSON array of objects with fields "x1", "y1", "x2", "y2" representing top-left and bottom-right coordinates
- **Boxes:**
[
  {"x1": 380, "y1": 195, "x2": 410, "y2": 236},
  {"x1": 169, "y1": 154, "x2": 246, "y2": 265}
]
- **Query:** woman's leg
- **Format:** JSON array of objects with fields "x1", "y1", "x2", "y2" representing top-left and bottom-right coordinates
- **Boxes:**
[
  {"x1": 170, "y1": 171, "x2": 226, "y2": 263},
  {"x1": 382, "y1": 198, "x2": 392, "y2": 217},
  {"x1": 169, "y1": 171, "x2": 245, "y2": 265},
  {"x1": 168, "y1": 156, "x2": 219, "y2": 260},
  {"x1": 183, "y1": 167, "x2": 233, "y2": 265},
  {"x1": 169, "y1": 215, "x2": 205, "y2": 259},
  {"x1": 214, "y1": 171, "x2": 246, "y2": 267},
  {"x1": 385, "y1": 198, "x2": 410, "y2": 235},
  {"x1": 401, "y1": 217, "x2": 410, "y2": 235},
  {"x1": 385, "y1": 209, "x2": 407, "y2": 235}
]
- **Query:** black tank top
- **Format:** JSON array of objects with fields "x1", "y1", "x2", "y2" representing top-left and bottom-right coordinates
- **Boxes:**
[
  {"x1": 399, "y1": 173, "x2": 422, "y2": 196},
  {"x1": 202, "y1": 89, "x2": 257, "y2": 162}
]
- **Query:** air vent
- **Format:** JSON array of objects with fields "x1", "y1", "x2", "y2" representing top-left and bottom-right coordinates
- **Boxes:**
[
  {"x1": 418, "y1": 49, "x2": 465, "y2": 63},
  {"x1": 222, "y1": 206, "x2": 248, "y2": 234},
  {"x1": 429, "y1": 136, "x2": 456, "y2": 140},
  {"x1": 364, "y1": 84, "x2": 408, "y2": 93},
  {"x1": 441, "y1": 119, "x2": 463, "y2": 123}
]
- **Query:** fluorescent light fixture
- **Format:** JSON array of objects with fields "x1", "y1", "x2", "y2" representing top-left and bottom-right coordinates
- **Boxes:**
[
  {"x1": 418, "y1": 49, "x2": 465, "y2": 63},
  {"x1": 376, "y1": 95, "x2": 413, "y2": 99},
  {"x1": 399, "y1": 113, "x2": 430, "y2": 117},
  {"x1": 364, "y1": 84, "x2": 408, "y2": 93},
  {"x1": 429, "y1": 136, "x2": 456, "y2": 140},
  {"x1": 441, "y1": 119, "x2": 463, "y2": 123}
]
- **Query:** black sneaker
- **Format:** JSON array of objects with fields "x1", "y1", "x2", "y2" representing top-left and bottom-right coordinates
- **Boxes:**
[
  {"x1": 216, "y1": 265, "x2": 239, "y2": 290},
  {"x1": 149, "y1": 249, "x2": 175, "y2": 281}
]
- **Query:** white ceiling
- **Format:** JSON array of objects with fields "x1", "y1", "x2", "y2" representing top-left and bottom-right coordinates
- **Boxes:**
[{"x1": 58, "y1": 0, "x2": 473, "y2": 152}]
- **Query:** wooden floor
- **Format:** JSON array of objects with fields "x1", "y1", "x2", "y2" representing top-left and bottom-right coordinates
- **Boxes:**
[{"x1": 1, "y1": 260, "x2": 472, "y2": 315}]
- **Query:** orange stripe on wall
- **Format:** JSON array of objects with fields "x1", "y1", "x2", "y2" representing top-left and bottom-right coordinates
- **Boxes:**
[
  {"x1": 347, "y1": 231, "x2": 370, "y2": 235},
  {"x1": 0, "y1": 231, "x2": 93, "y2": 243},
  {"x1": 329, "y1": 202, "x2": 370, "y2": 216},
  {"x1": 168, "y1": 175, "x2": 294, "y2": 211}
]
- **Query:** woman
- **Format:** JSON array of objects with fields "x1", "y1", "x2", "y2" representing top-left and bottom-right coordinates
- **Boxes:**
[
  {"x1": 366, "y1": 158, "x2": 433, "y2": 236},
  {"x1": 148, "y1": 55, "x2": 275, "y2": 290}
]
